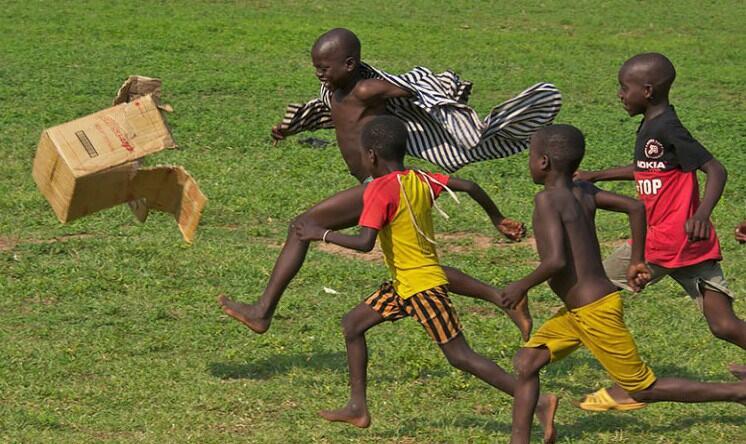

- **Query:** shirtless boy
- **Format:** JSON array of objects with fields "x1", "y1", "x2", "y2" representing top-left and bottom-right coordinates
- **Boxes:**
[
  {"x1": 497, "y1": 125, "x2": 746, "y2": 444},
  {"x1": 220, "y1": 28, "x2": 532, "y2": 339}
]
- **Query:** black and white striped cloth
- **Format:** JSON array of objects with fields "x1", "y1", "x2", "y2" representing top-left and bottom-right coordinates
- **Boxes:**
[{"x1": 279, "y1": 63, "x2": 562, "y2": 172}]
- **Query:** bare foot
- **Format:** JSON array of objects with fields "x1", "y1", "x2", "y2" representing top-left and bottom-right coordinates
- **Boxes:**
[
  {"x1": 728, "y1": 363, "x2": 746, "y2": 380},
  {"x1": 504, "y1": 296, "x2": 533, "y2": 342},
  {"x1": 318, "y1": 403, "x2": 371, "y2": 428},
  {"x1": 217, "y1": 294, "x2": 270, "y2": 334},
  {"x1": 536, "y1": 394, "x2": 559, "y2": 444}
]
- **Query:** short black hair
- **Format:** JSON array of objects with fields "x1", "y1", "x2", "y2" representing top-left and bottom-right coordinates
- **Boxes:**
[
  {"x1": 621, "y1": 53, "x2": 676, "y2": 96},
  {"x1": 312, "y1": 28, "x2": 361, "y2": 61},
  {"x1": 533, "y1": 124, "x2": 585, "y2": 173},
  {"x1": 361, "y1": 116, "x2": 408, "y2": 161}
]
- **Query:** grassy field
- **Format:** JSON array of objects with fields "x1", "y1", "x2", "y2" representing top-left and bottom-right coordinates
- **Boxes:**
[{"x1": 1, "y1": 1, "x2": 745, "y2": 442}]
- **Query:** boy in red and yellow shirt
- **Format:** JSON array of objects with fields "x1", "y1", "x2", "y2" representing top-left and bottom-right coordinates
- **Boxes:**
[{"x1": 296, "y1": 116, "x2": 558, "y2": 442}]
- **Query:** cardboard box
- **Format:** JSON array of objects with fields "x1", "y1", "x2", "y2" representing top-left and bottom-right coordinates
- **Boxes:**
[
  {"x1": 32, "y1": 94, "x2": 176, "y2": 222},
  {"x1": 131, "y1": 166, "x2": 207, "y2": 243}
]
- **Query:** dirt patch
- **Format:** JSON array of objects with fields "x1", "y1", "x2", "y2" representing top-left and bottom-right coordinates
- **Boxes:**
[
  {"x1": 0, "y1": 236, "x2": 18, "y2": 251},
  {"x1": 316, "y1": 242, "x2": 384, "y2": 262},
  {"x1": 459, "y1": 304, "x2": 499, "y2": 317},
  {"x1": 1, "y1": 233, "x2": 96, "y2": 251},
  {"x1": 314, "y1": 231, "x2": 535, "y2": 262}
]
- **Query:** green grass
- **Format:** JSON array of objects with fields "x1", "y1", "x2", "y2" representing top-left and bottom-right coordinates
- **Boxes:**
[{"x1": 1, "y1": 1, "x2": 745, "y2": 442}]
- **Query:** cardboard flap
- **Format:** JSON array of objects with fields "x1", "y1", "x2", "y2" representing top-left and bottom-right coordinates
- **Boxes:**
[
  {"x1": 46, "y1": 95, "x2": 176, "y2": 177},
  {"x1": 132, "y1": 166, "x2": 207, "y2": 243},
  {"x1": 113, "y1": 75, "x2": 163, "y2": 105}
]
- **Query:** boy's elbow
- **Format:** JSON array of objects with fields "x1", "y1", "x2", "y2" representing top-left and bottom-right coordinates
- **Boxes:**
[
  {"x1": 546, "y1": 257, "x2": 566, "y2": 274},
  {"x1": 629, "y1": 200, "x2": 645, "y2": 215},
  {"x1": 359, "y1": 238, "x2": 377, "y2": 252}
]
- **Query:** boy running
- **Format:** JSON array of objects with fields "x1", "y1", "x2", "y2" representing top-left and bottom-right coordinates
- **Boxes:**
[
  {"x1": 498, "y1": 124, "x2": 746, "y2": 444},
  {"x1": 219, "y1": 28, "x2": 557, "y2": 339},
  {"x1": 575, "y1": 53, "x2": 745, "y2": 408},
  {"x1": 295, "y1": 116, "x2": 558, "y2": 441}
]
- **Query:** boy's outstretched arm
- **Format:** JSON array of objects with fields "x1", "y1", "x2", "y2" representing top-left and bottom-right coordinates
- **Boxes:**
[
  {"x1": 575, "y1": 164, "x2": 634, "y2": 182},
  {"x1": 446, "y1": 177, "x2": 526, "y2": 241},
  {"x1": 497, "y1": 193, "x2": 566, "y2": 309},
  {"x1": 686, "y1": 158, "x2": 727, "y2": 241},
  {"x1": 295, "y1": 220, "x2": 378, "y2": 253},
  {"x1": 589, "y1": 183, "x2": 651, "y2": 291}
]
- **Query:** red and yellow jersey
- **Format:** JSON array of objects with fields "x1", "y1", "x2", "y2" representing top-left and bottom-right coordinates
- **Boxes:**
[{"x1": 359, "y1": 170, "x2": 449, "y2": 298}]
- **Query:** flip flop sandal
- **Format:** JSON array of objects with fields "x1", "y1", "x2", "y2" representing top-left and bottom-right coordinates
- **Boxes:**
[{"x1": 574, "y1": 388, "x2": 646, "y2": 412}]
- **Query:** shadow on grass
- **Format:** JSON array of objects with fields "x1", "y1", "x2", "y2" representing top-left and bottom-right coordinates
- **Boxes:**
[
  {"x1": 560, "y1": 412, "x2": 746, "y2": 440},
  {"x1": 209, "y1": 351, "x2": 346, "y2": 380}
]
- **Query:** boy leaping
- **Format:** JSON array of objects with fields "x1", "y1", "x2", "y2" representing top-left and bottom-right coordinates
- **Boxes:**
[
  {"x1": 575, "y1": 53, "x2": 745, "y2": 407},
  {"x1": 295, "y1": 116, "x2": 559, "y2": 442},
  {"x1": 498, "y1": 125, "x2": 746, "y2": 444},
  {"x1": 219, "y1": 28, "x2": 558, "y2": 339}
]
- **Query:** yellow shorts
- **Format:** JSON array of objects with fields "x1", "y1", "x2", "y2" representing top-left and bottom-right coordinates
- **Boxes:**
[{"x1": 524, "y1": 291, "x2": 656, "y2": 393}]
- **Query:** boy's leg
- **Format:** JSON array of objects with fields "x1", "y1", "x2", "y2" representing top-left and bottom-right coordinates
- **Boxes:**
[
  {"x1": 218, "y1": 185, "x2": 365, "y2": 333},
  {"x1": 701, "y1": 289, "x2": 746, "y2": 349},
  {"x1": 629, "y1": 377, "x2": 746, "y2": 404},
  {"x1": 510, "y1": 347, "x2": 552, "y2": 444},
  {"x1": 439, "y1": 335, "x2": 558, "y2": 443},
  {"x1": 665, "y1": 260, "x2": 746, "y2": 349},
  {"x1": 443, "y1": 266, "x2": 533, "y2": 341},
  {"x1": 319, "y1": 301, "x2": 387, "y2": 428}
]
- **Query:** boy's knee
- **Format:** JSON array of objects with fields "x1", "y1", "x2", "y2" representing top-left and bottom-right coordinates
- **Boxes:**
[
  {"x1": 288, "y1": 212, "x2": 313, "y2": 235},
  {"x1": 513, "y1": 348, "x2": 545, "y2": 378},
  {"x1": 444, "y1": 348, "x2": 471, "y2": 371},
  {"x1": 708, "y1": 318, "x2": 740, "y2": 341},
  {"x1": 341, "y1": 313, "x2": 362, "y2": 339}
]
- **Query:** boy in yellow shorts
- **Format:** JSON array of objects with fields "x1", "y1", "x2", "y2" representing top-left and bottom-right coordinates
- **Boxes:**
[
  {"x1": 496, "y1": 125, "x2": 746, "y2": 444},
  {"x1": 295, "y1": 115, "x2": 559, "y2": 443}
]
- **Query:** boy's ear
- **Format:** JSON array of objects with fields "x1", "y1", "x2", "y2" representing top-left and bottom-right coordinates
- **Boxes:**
[
  {"x1": 540, "y1": 153, "x2": 551, "y2": 171},
  {"x1": 643, "y1": 83, "x2": 654, "y2": 100},
  {"x1": 367, "y1": 148, "x2": 377, "y2": 165},
  {"x1": 344, "y1": 56, "x2": 356, "y2": 72}
]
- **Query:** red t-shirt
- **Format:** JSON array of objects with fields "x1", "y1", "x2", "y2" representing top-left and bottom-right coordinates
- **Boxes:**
[
  {"x1": 359, "y1": 170, "x2": 449, "y2": 229},
  {"x1": 633, "y1": 106, "x2": 721, "y2": 268}
]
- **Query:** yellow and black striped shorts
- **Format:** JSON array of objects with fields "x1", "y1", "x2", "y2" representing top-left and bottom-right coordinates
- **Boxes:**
[{"x1": 365, "y1": 282, "x2": 463, "y2": 344}]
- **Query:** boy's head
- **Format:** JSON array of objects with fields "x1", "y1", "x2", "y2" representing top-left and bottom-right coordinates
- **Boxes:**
[
  {"x1": 529, "y1": 124, "x2": 585, "y2": 184},
  {"x1": 618, "y1": 53, "x2": 676, "y2": 116},
  {"x1": 361, "y1": 116, "x2": 407, "y2": 176},
  {"x1": 311, "y1": 28, "x2": 361, "y2": 90}
]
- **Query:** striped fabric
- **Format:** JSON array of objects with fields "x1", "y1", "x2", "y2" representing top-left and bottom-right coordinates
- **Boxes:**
[
  {"x1": 279, "y1": 62, "x2": 562, "y2": 172},
  {"x1": 365, "y1": 282, "x2": 462, "y2": 344}
]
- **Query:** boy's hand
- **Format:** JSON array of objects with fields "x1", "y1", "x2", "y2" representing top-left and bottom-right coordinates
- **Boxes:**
[
  {"x1": 736, "y1": 221, "x2": 746, "y2": 244},
  {"x1": 495, "y1": 217, "x2": 526, "y2": 241},
  {"x1": 497, "y1": 282, "x2": 528, "y2": 309},
  {"x1": 294, "y1": 220, "x2": 326, "y2": 242},
  {"x1": 271, "y1": 123, "x2": 289, "y2": 146},
  {"x1": 626, "y1": 262, "x2": 652, "y2": 292},
  {"x1": 573, "y1": 170, "x2": 596, "y2": 182},
  {"x1": 684, "y1": 213, "x2": 711, "y2": 241}
]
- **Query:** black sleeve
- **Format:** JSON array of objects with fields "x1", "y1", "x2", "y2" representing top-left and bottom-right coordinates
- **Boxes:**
[{"x1": 665, "y1": 121, "x2": 713, "y2": 172}]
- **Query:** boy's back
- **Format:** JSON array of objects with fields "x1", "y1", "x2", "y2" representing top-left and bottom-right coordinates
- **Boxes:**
[{"x1": 534, "y1": 183, "x2": 618, "y2": 309}]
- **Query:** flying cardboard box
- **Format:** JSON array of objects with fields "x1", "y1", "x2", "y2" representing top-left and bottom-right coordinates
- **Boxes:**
[{"x1": 32, "y1": 94, "x2": 176, "y2": 223}]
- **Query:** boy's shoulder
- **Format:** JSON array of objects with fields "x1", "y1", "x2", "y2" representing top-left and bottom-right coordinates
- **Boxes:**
[{"x1": 352, "y1": 78, "x2": 397, "y2": 101}]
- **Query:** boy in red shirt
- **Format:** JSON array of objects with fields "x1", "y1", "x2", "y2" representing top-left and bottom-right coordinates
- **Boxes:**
[
  {"x1": 575, "y1": 53, "x2": 745, "y2": 409},
  {"x1": 296, "y1": 116, "x2": 558, "y2": 442}
]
